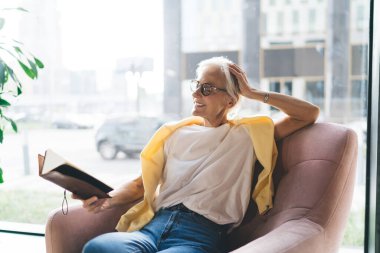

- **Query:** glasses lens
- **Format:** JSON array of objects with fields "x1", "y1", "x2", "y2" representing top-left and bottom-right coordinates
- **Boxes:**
[
  {"x1": 190, "y1": 80, "x2": 213, "y2": 96},
  {"x1": 190, "y1": 80, "x2": 199, "y2": 92},
  {"x1": 201, "y1": 84, "x2": 212, "y2": 96}
]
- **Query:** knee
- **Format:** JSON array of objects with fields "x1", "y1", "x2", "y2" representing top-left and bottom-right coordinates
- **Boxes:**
[
  {"x1": 82, "y1": 231, "x2": 155, "y2": 253},
  {"x1": 82, "y1": 235, "x2": 110, "y2": 253}
]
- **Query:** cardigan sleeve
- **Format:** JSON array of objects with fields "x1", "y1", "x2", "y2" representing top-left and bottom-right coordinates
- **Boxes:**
[
  {"x1": 236, "y1": 116, "x2": 278, "y2": 214},
  {"x1": 116, "y1": 116, "x2": 204, "y2": 232}
]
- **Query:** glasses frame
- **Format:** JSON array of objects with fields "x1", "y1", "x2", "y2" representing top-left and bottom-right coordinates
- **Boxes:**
[{"x1": 190, "y1": 80, "x2": 228, "y2": 96}]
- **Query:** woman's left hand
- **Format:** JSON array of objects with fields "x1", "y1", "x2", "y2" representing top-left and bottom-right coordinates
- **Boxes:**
[{"x1": 228, "y1": 63, "x2": 320, "y2": 140}]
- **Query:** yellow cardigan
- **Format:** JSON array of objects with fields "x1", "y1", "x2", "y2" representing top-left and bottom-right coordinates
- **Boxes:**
[{"x1": 116, "y1": 116, "x2": 278, "y2": 232}]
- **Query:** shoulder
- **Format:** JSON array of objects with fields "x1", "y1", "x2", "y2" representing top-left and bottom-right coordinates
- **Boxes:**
[
  {"x1": 230, "y1": 115, "x2": 274, "y2": 128},
  {"x1": 162, "y1": 116, "x2": 203, "y2": 129},
  {"x1": 230, "y1": 115, "x2": 275, "y2": 140},
  {"x1": 149, "y1": 116, "x2": 203, "y2": 145}
]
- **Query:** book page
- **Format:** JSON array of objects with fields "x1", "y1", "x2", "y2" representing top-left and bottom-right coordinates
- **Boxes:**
[{"x1": 42, "y1": 149, "x2": 76, "y2": 174}]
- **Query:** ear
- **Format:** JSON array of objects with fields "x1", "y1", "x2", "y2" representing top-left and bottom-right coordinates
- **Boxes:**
[{"x1": 226, "y1": 96, "x2": 236, "y2": 108}]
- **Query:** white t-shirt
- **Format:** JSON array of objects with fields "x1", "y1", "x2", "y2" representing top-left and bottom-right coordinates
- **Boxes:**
[{"x1": 154, "y1": 123, "x2": 256, "y2": 227}]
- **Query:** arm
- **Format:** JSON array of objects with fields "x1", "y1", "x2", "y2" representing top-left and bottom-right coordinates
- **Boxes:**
[
  {"x1": 229, "y1": 64, "x2": 320, "y2": 140},
  {"x1": 73, "y1": 175, "x2": 144, "y2": 213}
]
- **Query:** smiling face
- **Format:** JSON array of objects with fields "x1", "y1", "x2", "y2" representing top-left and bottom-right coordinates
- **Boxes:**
[{"x1": 191, "y1": 65, "x2": 235, "y2": 127}]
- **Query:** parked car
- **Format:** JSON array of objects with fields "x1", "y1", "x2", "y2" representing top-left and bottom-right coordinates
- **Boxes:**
[
  {"x1": 51, "y1": 119, "x2": 92, "y2": 129},
  {"x1": 95, "y1": 116, "x2": 165, "y2": 160},
  {"x1": 51, "y1": 114, "x2": 94, "y2": 129}
]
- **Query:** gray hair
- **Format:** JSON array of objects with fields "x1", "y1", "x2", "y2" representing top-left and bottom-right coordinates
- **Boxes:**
[{"x1": 196, "y1": 56, "x2": 240, "y2": 104}]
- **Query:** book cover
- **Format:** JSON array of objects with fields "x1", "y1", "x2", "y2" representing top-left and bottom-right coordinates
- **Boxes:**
[{"x1": 38, "y1": 149, "x2": 113, "y2": 199}]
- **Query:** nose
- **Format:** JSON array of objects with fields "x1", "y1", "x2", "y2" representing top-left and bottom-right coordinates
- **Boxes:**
[{"x1": 192, "y1": 87, "x2": 202, "y2": 98}]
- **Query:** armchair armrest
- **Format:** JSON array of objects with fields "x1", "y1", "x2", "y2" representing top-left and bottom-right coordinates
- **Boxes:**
[
  {"x1": 45, "y1": 201, "x2": 138, "y2": 253},
  {"x1": 230, "y1": 218, "x2": 324, "y2": 253}
]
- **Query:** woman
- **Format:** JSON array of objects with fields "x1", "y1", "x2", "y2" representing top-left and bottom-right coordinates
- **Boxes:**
[{"x1": 76, "y1": 57, "x2": 319, "y2": 253}]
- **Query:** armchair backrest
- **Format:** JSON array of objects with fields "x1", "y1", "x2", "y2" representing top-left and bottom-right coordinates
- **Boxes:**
[{"x1": 227, "y1": 123, "x2": 358, "y2": 253}]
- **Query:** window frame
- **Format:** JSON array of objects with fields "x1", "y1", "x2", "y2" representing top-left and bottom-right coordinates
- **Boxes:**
[
  {"x1": 365, "y1": 0, "x2": 380, "y2": 252},
  {"x1": 0, "y1": 221, "x2": 44, "y2": 236}
]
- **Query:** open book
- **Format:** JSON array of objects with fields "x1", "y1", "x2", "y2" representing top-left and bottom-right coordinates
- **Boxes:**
[{"x1": 38, "y1": 149, "x2": 113, "y2": 199}]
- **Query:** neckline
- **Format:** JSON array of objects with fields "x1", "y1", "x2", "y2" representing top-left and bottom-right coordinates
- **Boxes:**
[{"x1": 193, "y1": 122, "x2": 230, "y2": 129}]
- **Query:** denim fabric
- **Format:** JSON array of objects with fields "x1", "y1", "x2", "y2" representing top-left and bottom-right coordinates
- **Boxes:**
[{"x1": 82, "y1": 204, "x2": 228, "y2": 253}]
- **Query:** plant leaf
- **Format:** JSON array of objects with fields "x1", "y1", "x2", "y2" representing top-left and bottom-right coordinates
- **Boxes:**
[
  {"x1": 34, "y1": 57, "x2": 44, "y2": 68},
  {"x1": 3, "y1": 116, "x2": 18, "y2": 132},
  {"x1": 28, "y1": 59, "x2": 38, "y2": 78},
  {"x1": 0, "y1": 167, "x2": 4, "y2": 183},
  {"x1": 0, "y1": 61, "x2": 7, "y2": 84},
  {"x1": 0, "y1": 128, "x2": 3, "y2": 144},
  {"x1": 7, "y1": 65, "x2": 22, "y2": 87},
  {"x1": 14, "y1": 46, "x2": 22, "y2": 54},
  {"x1": 0, "y1": 45, "x2": 20, "y2": 60},
  {"x1": 11, "y1": 38, "x2": 23, "y2": 45},
  {"x1": 18, "y1": 60, "x2": 35, "y2": 79},
  {"x1": 17, "y1": 86, "x2": 22, "y2": 95},
  {"x1": 1, "y1": 7, "x2": 28, "y2": 12},
  {"x1": 16, "y1": 7, "x2": 28, "y2": 12},
  {"x1": 0, "y1": 98, "x2": 11, "y2": 107},
  {"x1": 0, "y1": 18, "x2": 5, "y2": 30},
  {"x1": 11, "y1": 120, "x2": 18, "y2": 132}
]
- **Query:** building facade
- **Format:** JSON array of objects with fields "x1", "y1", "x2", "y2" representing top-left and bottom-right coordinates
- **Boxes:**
[{"x1": 164, "y1": 0, "x2": 369, "y2": 123}]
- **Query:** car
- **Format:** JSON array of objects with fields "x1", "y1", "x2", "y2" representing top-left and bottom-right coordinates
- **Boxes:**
[
  {"x1": 95, "y1": 116, "x2": 165, "y2": 160},
  {"x1": 51, "y1": 119, "x2": 92, "y2": 129},
  {"x1": 51, "y1": 114, "x2": 94, "y2": 129}
]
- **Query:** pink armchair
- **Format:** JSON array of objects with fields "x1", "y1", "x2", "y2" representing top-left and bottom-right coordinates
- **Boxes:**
[{"x1": 45, "y1": 123, "x2": 358, "y2": 253}]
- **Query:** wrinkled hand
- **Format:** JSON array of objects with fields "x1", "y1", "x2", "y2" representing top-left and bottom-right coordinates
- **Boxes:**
[
  {"x1": 228, "y1": 63, "x2": 256, "y2": 97},
  {"x1": 72, "y1": 176, "x2": 144, "y2": 214},
  {"x1": 72, "y1": 193, "x2": 112, "y2": 213}
]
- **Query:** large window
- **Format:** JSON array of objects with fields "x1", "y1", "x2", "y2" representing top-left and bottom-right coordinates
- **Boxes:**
[
  {"x1": 0, "y1": 0, "x2": 371, "y2": 252},
  {"x1": 306, "y1": 80, "x2": 325, "y2": 112}
]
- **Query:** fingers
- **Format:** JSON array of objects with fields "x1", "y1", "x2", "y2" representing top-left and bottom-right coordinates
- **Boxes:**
[
  {"x1": 228, "y1": 63, "x2": 245, "y2": 75},
  {"x1": 228, "y1": 64, "x2": 248, "y2": 82},
  {"x1": 228, "y1": 64, "x2": 248, "y2": 84},
  {"x1": 85, "y1": 197, "x2": 111, "y2": 213},
  {"x1": 87, "y1": 199, "x2": 107, "y2": 213},
  {"x1": 70, "y1": 194, "x2": 110, "y2": 213},
  {"x1": 71, "y1": 193, "x2": 81, "y2": 199},
  {"x1": 100, "y1": 198, "x2": 111, "y2": 210},
  {"x1": 83, "y1": 196, "x2": 99, "y2": 208}
]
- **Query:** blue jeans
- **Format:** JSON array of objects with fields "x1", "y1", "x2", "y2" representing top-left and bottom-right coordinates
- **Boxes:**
[{"x1": 82, "y1": 204, "x2": 228, "y2": 253}]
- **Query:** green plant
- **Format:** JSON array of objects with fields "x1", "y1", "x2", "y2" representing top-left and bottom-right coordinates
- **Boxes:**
[{"x1": 0, "y1": 7, "x2": 44, "y2": 183}]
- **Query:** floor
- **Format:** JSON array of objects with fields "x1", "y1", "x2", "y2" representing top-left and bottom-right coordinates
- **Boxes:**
[{"x1": 0, "y1": 232, "x2": 364, "y2": 253}]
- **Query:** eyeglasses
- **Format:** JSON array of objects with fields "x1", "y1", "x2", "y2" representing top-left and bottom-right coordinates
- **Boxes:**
[{"x1": 189, "y1": 80, "x2": 228, "y2": 96}]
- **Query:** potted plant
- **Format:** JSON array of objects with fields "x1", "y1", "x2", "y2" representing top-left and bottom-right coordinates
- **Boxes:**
[{"x1": 0, "y1": 7, "x2": 44, "y2": 183}]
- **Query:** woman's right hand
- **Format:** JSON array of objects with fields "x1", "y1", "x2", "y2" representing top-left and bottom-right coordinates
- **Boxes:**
[
  {"x1": 71, "y1": 175, "x2": 145, "y2": 214},
  {"x1": 72, "y1": 194, "x2": 113, "y2": 213}
]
